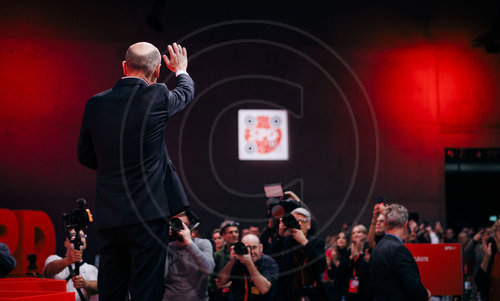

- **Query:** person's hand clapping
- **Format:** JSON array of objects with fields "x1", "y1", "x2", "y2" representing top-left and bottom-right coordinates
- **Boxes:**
[{"x1": 163, "y1": 43, "x2": 188, "y2": 73}]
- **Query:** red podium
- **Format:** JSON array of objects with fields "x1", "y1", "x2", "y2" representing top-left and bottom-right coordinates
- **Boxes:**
[{"x1": 0, "y1": 278, "x2": 74, "y2": 301}]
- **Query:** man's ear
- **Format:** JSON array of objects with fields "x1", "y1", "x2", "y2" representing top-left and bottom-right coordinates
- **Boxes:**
[
  {"x1": 153, "y1": 64, "x2": 160, "y2": 78},
  {"x1": 122, "y1": 61, "x2": 128, "y2": 76}
]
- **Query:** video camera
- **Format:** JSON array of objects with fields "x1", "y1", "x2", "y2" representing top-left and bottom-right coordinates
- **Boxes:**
[
  {"x1": 264, "y1": 184, "x2": 302, "y2": 229},
  {"x1": 62, "y1": 198, "x2": 93, "y2": 251}
]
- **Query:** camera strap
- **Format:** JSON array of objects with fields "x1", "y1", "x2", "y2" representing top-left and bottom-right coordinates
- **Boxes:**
[{"x1": 243, "y1": 273, "x2": 248, "y2": 301}]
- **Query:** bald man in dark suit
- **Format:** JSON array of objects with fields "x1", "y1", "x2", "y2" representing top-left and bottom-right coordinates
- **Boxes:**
[{"x1": 78, "y1": 41, "x2": 194, "y2": 300}]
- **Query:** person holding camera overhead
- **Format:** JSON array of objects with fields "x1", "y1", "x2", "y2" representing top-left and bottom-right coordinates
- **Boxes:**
[
  {"x1": 163, "y1": 212, "x2": 215, "y2": 301},
  {"x1": 217, "y1": 234, "x2": 279, "y2": 301},
  {"x1": 43, "y1": 229, "x2": 98, "y2": 301},
  {"x1": 269, "y1": 207, "x2": 327, "y2": 301}
]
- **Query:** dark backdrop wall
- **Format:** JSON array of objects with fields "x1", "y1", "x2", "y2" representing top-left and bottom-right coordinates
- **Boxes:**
[{"x1": 1, "y1": 0, "x2": 500, "y2": 262}]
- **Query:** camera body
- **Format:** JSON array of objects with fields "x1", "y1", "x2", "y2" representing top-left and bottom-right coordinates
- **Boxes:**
[
  {"x1": 267, "y1": 196, "x2": 301, "y2": 219},
  {"x1": 169, "y1": 217, "x2": 185, "y2": 242},
  {"x1": 233, "y1": 241, "x2": 249, "y2": 255},
  {"x1": 282, "y1": 214, "x2": 301, "y2": 229}
]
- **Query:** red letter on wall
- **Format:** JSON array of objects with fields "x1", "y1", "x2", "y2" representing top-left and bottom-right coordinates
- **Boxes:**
[{"x1": 0, "y1": 209, "x2": 56, "y2": 276}]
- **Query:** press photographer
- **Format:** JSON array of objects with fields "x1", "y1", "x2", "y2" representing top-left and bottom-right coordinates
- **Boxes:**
[
  {"x1": 43, "y1": 199, "x2": 98, "y2": 301},
  {"x1": 260, "y1": 188, "x2": 302, "y2": 253},
  {"x1": 163, "y1": 212, "x2": 215, "y2": 301},
  {"x1": 218, "y1": 234, "x2": 279, "y2": 301},
  {"x1": 269, "y1": 207, "x2": 327, "y2": 301},
  {"x1": 210, "y1": 220, "x2": 240, "y2": 301}
]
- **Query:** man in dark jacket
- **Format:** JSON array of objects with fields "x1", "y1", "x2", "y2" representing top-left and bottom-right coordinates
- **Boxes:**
[
  {"x1": 369, "y1": 204, "x2": 430, "y2": 301},
  {"x1": 78, "y1": 41, "x2": 194, "y2": 300},
  {"x1": 270, "y1": 207, "x2": 327, "y2": 301}
]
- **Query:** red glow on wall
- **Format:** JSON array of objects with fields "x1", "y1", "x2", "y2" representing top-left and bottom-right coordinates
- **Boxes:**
[
  {"x1": 0, "y1": 37, "x2": 120, "y2": 190},
  {"x1": 370, "y1": 43, "x2": 498, "y2": 158}
]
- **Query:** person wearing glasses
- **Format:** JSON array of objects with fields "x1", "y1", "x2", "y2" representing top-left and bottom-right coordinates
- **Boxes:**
[
  {"x1": 218, "y1": 234, "x2": 279, "y2": 301},
  {"x1": 43, "y1": 229, "x2": 98, "y2": 301},
  {"x1": 270, "y1": 207, "x2": 327, "y2": 301}
]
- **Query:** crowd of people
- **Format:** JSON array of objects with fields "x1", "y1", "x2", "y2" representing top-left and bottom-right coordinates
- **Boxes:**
[
  {"x1": 197, "y1": 199, "x2": 499, "y2": 301},
  {"x1": 1, "y1": 199, "x2": 499, "y2": 301},
  {"x1": 4, "y1": 41, "x2": 494, "y2": 301}
]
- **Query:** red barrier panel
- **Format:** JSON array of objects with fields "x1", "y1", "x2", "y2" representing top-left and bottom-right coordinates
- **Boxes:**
[
  {"x1": 0, "y1": 278, "x2": 66, "y2": 292},
  {"x1": 0, "y1": 291, "x2": 74, "y2": 301},
  {"x1": 0, "y1": 278, "x2": 72, "y2": 300},
  {"x1": 406, "y1": 243, "x2": 463, "y2": 296}
]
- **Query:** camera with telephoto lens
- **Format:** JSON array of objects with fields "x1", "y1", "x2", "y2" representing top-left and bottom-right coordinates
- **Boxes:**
[
  {"x1": 266, "y1": 196, "x2": 301, "y2": 219},
  {"x1": 233, "y1": 241, "x2": 249, "y2": 255},
  {"x1": 282, "y1": 213, "x2": 301, "y2": 229}
]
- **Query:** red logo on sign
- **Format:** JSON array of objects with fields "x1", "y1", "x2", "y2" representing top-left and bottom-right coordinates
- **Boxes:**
[{"x1": 244, "y1": 116, "x2": 282, "y2": 153}]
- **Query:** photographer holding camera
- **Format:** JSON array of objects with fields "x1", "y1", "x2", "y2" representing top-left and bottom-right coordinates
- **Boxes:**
[
  {"x1": 270, "y1": 207, "x2": 327, "y2": 301},
  {"x1": 163, "y1": 212, "x2": 215, "y2": 301},
  {"x1": 210, "y1": 220, "x2": 240, "y2": 301},
  {"x1": 43, "y1": 229, "x2": 98, "y2": 301},
  {"x1": 217, "y1": 234, "x2": 279, "y2": 301}
]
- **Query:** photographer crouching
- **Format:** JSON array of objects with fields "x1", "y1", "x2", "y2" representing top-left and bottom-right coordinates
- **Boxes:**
[
  {"x1": 270, "y1": 207, "x2": 327, "y2": 301},
  {"x1": 164, "y1": 212, "x2": 215, "y2": 301},
  {"x1": 217, "y1": 234, "x2": 279, "y2": 301}
]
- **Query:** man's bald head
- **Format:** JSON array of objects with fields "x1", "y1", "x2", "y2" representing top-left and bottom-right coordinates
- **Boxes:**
[
  {"x1": 241, "y1": 234, "x2": 263, "y2": 262},
  {"x1": 125, "y1": 42, "x2": 161, "y2": 78},
  {"x1": 242, "y1": 234, "x2": 260, "y2": 245}
]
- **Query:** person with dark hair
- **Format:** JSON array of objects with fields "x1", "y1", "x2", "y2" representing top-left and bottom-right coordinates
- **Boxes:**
[
  {"x1": 210, "y1": 220, "x2": 240, "y2": 301},
  {"x1": 212, "y1": 229, "x2": 225, "y2": 252},
  {"x1": 0, "y1": 242, "x2": 16, "y2": 278},
  {"x1": 325, "y1": 232, "x2": 350, "y2": 301},
  {"x1": 163, "y1": 212, "x2": 215, "y2": 301},
  {"x1": 337, "y1": 224, "x2": 370, "y2": 301},
  {"x1": 77, "y1": 41, "x2": 194, "y2": 300},
  {"x1": 369, "y1": 204, "x2": 430, "y2": 301}
]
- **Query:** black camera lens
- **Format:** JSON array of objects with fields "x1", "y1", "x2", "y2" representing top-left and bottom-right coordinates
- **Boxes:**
[
  {"x1": 282, "y1": 214, "x2": 301, "y2": 230},
  {"x1": 233, "y1": 241, "x2": 249, "y2": 255},
  {"x1": 170, "y1": 217, "x2": 184, "y2": 242}
]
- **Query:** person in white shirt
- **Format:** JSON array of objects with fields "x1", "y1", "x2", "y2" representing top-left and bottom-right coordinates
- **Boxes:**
[{"x1": 44, "y1": 229, "x2": 98, "y2": 301}]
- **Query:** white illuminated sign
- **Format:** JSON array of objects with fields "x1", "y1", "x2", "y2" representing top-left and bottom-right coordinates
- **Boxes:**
[{"x1": 238, "y1": 109, "x2": 289, "y2": 161}]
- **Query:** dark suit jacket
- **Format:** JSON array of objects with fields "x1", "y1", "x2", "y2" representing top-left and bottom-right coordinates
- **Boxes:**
[
  {"x1": 369, "y1": 234, "x2": 428, "y2": 301},
  {"x1": 78, "y1": 75, "x2": 194, "y2": 229}
]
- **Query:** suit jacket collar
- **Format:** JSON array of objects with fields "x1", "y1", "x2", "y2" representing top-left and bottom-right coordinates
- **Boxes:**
[{"x1": 114, "y1": 77, "x2": 149, "y2": 88}]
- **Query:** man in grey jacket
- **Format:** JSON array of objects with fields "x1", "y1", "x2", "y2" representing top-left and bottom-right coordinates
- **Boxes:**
[{"x1": 163, "y1": 212, "x2": 215, "y2": 301}]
